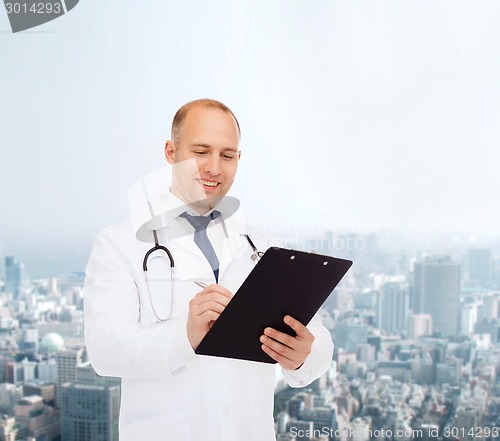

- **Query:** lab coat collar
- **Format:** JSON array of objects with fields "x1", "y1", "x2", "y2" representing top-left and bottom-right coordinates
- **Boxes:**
[
  {"x1": 135, "y1": 190, "x2": 246, "y2": 243},
  {"x1": 136, "y1": 190, "x2": 250, "y2": 283}
]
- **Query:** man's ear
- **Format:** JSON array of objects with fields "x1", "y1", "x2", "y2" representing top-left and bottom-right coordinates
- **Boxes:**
[{"x1": 165, "y1": 140, "x2": 175, "y2": 164}]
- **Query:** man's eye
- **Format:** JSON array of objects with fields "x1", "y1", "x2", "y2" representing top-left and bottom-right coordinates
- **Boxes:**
[
  {"x1": 194, "y1": 151, "x2": 207, "y2": 155},
  {"x1": 222, "y1": 154, "x2": 235, "y2": 160}
]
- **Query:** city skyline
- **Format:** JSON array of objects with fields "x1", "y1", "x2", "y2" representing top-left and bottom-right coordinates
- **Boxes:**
[
  {"x1": 2, "y1": 224, "x2": 499, "y2": 280},
  {"x1": 0, "y1": 229, "x2": 499, "y2": 440}
]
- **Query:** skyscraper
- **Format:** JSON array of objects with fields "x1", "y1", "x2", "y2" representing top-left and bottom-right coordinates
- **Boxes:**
[
  {"x1": 459, "y1": 303, "x2": 478, "y2": 337},
  {"x1": 60, "y1": 383, "x2": 120, "y2": 441},
  {"x1": 56, "y1": 348, "x2": 84, "y2": 407},
  {"x1": 412, "y1": 256, "x2": 461, "y2": 337},
  {"x1": 376, "y1": 282, "x2": 409, "y2": 334},
  {"x1": 4, "y1": 256, "x2": 30, "y2": 300},
  {"x1": 334, "y1": 320, "x2": 368, "y2": 352},
  {"x1": 60, "y1": 362, "x2": 120, "y2": 441},
  {"x1": 467, "y1": 248, "x2": 492, "y2": 284}
]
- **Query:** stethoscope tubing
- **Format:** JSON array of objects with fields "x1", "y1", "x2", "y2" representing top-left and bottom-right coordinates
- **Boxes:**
[{"x1": 142, "y1": 233, "x2": 261, "y2": 323}]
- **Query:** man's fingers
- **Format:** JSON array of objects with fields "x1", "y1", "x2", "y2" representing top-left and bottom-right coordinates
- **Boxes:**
[
  {"x1": 201, "y1": 284, "x2": 233, "y2": 299},
  {"x1": 260, "y1": 317, "x2": 314, "y2": 370},
  {"x1": 283, "y1": 315, "x2": 314, "y2": 340},
  {"x1": 195, "y1": 292, "x2": 231, "y2": 307},
  {"x1": 263, "y1": 327, "x2": 295, "y2": 348},
  {"x1": 191, "y1": 300, "x2": 226, "y2": 316},
  {"x1": 201, "y1": 310, "x2": 220, "y2": 322},
  {"x1": 261, "y1": 344, "x2": 296, "y2": 369},
  {"x1": 260, "y1": 335, "x2": 293, "y2": 358},
  {"x1": 283, "y1": 315, "x2": 310, "y2": 337}
]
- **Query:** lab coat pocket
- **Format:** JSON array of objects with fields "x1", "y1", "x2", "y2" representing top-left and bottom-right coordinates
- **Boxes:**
[
  {"x1": 121, "y1": 409, "x2": 192, "y2": 441},
  {"x1": 251, "y1": 405, "x2": 276, "y2": 441}
]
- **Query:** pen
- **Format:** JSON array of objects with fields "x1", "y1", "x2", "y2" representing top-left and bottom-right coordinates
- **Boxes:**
[{"x1": 194, "y1": 281, "x2": 208, "y2": 289}]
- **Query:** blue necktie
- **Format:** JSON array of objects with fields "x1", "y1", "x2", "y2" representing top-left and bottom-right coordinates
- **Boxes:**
[{"x1": 180, "y1": 210, "x2": 221, "y2": 282}]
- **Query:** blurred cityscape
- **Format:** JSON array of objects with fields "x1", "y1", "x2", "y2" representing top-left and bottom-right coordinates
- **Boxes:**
[{"x1": 0, "y1": 230, "x2": 499, "y2": 440}]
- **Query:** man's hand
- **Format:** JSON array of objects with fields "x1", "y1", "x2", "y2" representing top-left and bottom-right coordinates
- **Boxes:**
[
  {"x1": 187, "y1": 284, "x2": 232, "y2": 350},
  {"x1": 260, "y1": 315, "x2": 314, "y2": 370}
]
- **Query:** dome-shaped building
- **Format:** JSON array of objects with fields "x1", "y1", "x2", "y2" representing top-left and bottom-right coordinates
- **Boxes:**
[{"x1": 40, "y1": 333, "x2": 65, "y2": 354}]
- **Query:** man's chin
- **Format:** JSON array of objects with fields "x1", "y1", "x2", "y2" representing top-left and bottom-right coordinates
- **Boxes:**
[{"x1": 189, "y1": 195, "x2": 223, "y2": 214}]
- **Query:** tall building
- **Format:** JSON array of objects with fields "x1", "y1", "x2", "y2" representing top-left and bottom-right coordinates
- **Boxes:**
[
  {"x1": 19, "y1": 358, "x2": 36, "y2": 382},
  {"x1": 19, "y1": 327, "x2": 38, "y2": 353},
  {"x1": 60, "y1": 383, "x2": 120, "y2": 441},
  {"x1": 376, "y1": 282, "x2": 409, "y2": 334},
  {"x1": 459, "y1": 303, "x2": 478, "y2": 337},
  {"x1": 4, "y1": 360, "x2": 24, "y2": 384},
  {"x1": 38, "y1": 358, "x2": 58, "y2": 383},
  {"x1": 60, "y1": 362, "x2": 121, "y2": 441},
  {"x1": 467, "y1": 249, "x2": 492, "y2": 283},
  {"x1": 412, "y1": 256, "x2": 461, "y2": 337},
  {"x1": 4, "y1": 256, "x2": 30, "y2": 300},
  {"x1": 57, "y1": 348, "x2": 84, "y2": 385},
  {"x1": 436, "y1": 359, "x2": 462, "y2": 385},
  {"x1": 478, "y1": 294, "x2": 499, "y2": 321},
  {"x1": 0, "y1": 383, "x2": 23, "y2": 412},
  {"x1": 456, "y1": 405, "x2": 480, "y2": 441},
  {"x1": 334, "y1": 320, "x2": 368, "y2": 352},
  {"x1": 56, "y1": 348, "x2": 84, "y2": 406}
]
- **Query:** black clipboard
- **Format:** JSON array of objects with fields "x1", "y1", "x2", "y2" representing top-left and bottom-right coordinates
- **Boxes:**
[{"x1": 195, "y1": 247, "x2": 353, "y2": 363}]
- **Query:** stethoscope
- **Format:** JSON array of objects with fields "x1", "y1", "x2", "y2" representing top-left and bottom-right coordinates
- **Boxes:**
[{"x1": 143, "y1": 231, "x2": 264, "y2": 323}]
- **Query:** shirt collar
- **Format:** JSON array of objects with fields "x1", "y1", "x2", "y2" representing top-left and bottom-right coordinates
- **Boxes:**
[{"x1": 135, "y1": 189, "x2": 244, "y2": 242}]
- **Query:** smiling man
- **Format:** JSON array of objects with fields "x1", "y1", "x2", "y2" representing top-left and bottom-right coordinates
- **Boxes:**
[{"x1": 84, "y1": 99, "x2": 334, "y2": 441}]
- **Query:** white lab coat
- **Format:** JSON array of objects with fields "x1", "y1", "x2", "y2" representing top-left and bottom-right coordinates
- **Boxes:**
[{"x1": 83, "y1": 204, "x2": 334, "y2": 441}]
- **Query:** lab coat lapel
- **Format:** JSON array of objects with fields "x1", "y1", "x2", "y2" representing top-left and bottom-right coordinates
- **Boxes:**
[
  {"x1": 218, "y1": 214, "x2": 248, "y2": 279},
  {"x1": 158, "y1": 224, "x2": 214, "y2": 282}
]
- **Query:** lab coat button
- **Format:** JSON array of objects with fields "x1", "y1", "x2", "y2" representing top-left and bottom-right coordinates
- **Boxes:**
[{"x1": 223, "y1": 408, "x2": 230, "y2": 416}]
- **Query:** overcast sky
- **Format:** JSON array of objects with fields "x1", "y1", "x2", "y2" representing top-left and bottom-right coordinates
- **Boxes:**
[{"x1": 1, "y1": 1, "x2": 499, "y2": 276}]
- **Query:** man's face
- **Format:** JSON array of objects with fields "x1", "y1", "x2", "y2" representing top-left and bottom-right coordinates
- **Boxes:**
[{"x1": 165, "y1": 107, "x2": 241, "y2": 214}]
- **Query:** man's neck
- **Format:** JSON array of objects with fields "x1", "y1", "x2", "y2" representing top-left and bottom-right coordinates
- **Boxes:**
[{"x1": 168, "y1": 187, "x2": 213, "y2": 216}]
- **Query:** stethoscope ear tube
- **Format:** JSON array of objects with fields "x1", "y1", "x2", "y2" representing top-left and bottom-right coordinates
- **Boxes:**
[{"x1": 143, "y1": 231, "x2": 175, "y2": 271}]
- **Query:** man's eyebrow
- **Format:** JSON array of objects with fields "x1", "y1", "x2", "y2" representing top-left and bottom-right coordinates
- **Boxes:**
[{"x1": 191, "y1": 143, "x2": 210, "y2": 149}]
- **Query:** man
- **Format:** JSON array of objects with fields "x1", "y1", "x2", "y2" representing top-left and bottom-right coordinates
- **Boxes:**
[{"x1": 84, "y1": 99, "x2": 333, "y2": 441}]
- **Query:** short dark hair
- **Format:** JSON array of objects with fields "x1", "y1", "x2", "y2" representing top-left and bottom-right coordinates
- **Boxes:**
[{"x1": 171, "y1": 99, "x2": 241, "y2": 144}]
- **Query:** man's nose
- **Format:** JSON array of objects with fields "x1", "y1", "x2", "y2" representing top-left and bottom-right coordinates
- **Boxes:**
[{"x1": 203, "y1": 153, "x2": 222, "y2": 176}]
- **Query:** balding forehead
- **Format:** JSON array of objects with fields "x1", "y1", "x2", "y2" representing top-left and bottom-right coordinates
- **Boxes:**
[{"x1": 171, "y1": 99, "x2": 241, "y2": 143}]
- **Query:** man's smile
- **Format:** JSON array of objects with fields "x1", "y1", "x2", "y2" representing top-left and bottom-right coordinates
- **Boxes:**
[{"x1": 196, "y1": 178, "x2": 220, "y2": 188}]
